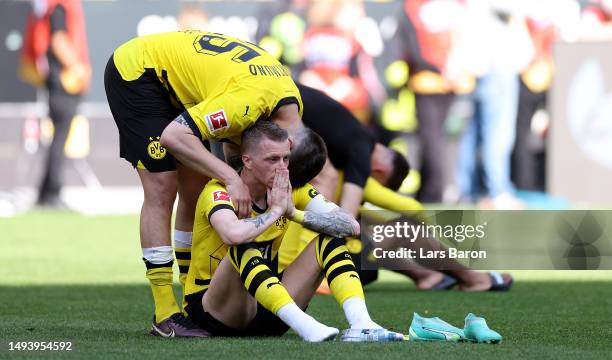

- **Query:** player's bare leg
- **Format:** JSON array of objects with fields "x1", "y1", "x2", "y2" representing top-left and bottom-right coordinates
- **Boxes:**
[
  {"x1": 393, "y1": 234, "x2": 512, "y2": 291},
  {"x1": 137, "y1": 169, "x2": 207, "y2": 337},
  {"x1": 369, "y1": 226, "x2": 511, "y2": 292},
  {"x1": 174, "y1": 164, "x2": 209, "y2": 312},
  {"x1": 392, "y1": 267, "x2": 447, "y2": 290},
  {"x1": 202, "y1": 256, "x2": 259, "y2": 329},
  {"x1": 175, "y1": 164, "x2": 209, "y2": 232},
  {"x1": 202, "y1": 253, "x2": 337, "y2": 341},
  {"x1": 138, "y1": 169, "x2": 177, "y2": 249},
  {"x1": 280, "y1": 237, "x2": 325, "y2": 308}
]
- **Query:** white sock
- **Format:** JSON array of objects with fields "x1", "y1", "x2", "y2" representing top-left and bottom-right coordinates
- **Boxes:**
[
  {"x1": 142, "y1": 246, "x2": 173, "y2": 264},
  {"x1": 276, "y1": 302, "x2": 339, "y2": 342},
  {"x1": 342, "y1": 297, "x2": 382, "y2": 330},
  {"x1": 174, "y1": 230, "x2": 192, "y2": 248}
]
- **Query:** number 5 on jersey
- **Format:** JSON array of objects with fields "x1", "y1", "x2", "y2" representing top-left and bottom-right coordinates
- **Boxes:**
[{"x1": 194, "y1": 33, "x2": 261, "y2": 63}]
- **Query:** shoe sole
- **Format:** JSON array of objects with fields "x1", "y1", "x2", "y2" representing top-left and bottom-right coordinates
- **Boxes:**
[{"x1": 465, "y1": 337, "x2": 502, "y2": 344}]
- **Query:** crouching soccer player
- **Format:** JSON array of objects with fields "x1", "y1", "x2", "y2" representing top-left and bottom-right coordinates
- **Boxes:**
[{"x1": 183, "y1": 121, "x2": 399, "y2": 341}]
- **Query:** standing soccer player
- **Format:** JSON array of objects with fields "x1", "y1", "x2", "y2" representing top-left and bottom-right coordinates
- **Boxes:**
[{"x1": 104, "y1": 31, "x2": 306, "y2": 337}]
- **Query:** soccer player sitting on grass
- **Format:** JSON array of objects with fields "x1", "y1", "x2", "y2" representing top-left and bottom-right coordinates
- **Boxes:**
[{"x1": 182, "y1": 121, "x2": 400, "y2": 341}]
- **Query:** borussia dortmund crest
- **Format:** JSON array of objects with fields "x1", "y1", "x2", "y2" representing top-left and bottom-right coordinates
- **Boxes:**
[{"x1": 147, "y1": 137, "x2": 167, "y2": 160}]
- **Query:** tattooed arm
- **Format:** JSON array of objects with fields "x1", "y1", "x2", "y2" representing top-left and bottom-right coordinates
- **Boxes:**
[
  {"x1": 160, "y1": 115, "x2": 238, "y2": 182},
  {"x1": 210, "y1": 207, "x2": 283, "y2": 246},
  {"x1": 287, "y1": 194, "x2": 360, "y2": 238},
  {"x1": 302, "y1": 208, "x2": 360, "y2": 238},
  {"x1": 209, "y1": 169, "x2": 291, "y2": 245}
]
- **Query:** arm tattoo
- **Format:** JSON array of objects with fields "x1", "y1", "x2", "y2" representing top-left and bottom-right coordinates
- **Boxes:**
[
  {"x1": 303, "y1": 208, "x2": 358, "y2": 238},
  {"x1": 243, "y1": 212, "x2": 272, "y2": 229},
  {"x1": 173, "y1": 114, "x2": 190, "y2": 128}
]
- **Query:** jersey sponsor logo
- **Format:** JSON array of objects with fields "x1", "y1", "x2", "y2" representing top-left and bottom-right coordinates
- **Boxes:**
[
  {"x1": 147, "y1": 136, "x2": 167, "y2": 160},
  {"x1": 308, "y1": 188, "x2": 320, "y2": 199},
  {"x1": 205, "y1": 110, "x2": 229, "y2": 132},
  {"x1": 212, "y1": 190, "x2": 231, "y2": 202}
]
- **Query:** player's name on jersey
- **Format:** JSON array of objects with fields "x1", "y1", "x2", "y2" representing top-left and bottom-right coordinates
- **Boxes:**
[
  {"x1": 371, "y1": 247, "x2": 487, "y2": 260},
  {"x1": 248, "y1": 64, "x2": 291, "y2": 77}
]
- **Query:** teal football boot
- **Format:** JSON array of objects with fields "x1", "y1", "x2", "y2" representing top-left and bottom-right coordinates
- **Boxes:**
[
  {"x1": 409, "y1": 313, "x2": 464, "y2": 342},
  {"x1": 463, "y1": 313, "x2": 502, "y2": 344}
]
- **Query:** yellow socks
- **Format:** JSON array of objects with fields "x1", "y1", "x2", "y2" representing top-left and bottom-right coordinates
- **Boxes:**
[
  {"x1": 228, "y1": 245, "x2": 293, "y2": 314},
  {"x1": 143, "y1": 246, "x2": 180, "y2": 323},
  {"x1": 315, "y1": 235, "x2": 364, "y2": 305}
]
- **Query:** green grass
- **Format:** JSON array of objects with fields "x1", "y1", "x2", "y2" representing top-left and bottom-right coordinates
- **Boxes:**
[{"x1": 1, "y1": 212, "x2": 612, "y2": 359}]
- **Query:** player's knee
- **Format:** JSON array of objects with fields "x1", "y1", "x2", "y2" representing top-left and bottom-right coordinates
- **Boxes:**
[
  {"x1": 142, "y1": 175, "x2": 178, "y2": 210},
  {"x1": 177, "y1": 191, "x2": 199, "y2": 213},
  {"x1": 145, "y1": 193, "x2": 177, "y2": 213}
]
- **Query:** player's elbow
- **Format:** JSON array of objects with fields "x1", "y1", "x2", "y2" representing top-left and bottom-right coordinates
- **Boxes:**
[
  {"x1": 221, "y1": 229, "x2": 249, "y2": 246},
  {"x1": 340, "y1": 218, "x2": 360, "y2": 238}
]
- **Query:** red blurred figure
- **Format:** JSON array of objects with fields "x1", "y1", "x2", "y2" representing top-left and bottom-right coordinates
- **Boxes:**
[
  {"x1": 299, "y1": 0, "x2": 381, "y2": 124},
  {"x1": 20, "y1": 0, "x2": 91, "y2": 208}
]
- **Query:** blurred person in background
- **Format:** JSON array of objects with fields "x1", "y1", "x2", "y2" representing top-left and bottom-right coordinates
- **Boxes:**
[
  {"x1": 452, "y1": 0, "x2": 534, "y2": 209},
  {"x1": 512, "y1": 13, "x2": 557, "y2": 192},
  {"x1": 19, "y1": 0, "x2": 91, "y2": 208},
  {"x1": 256, "y1": 0, "x2": 309, "y2": 72},
  {"x1": 398, "y1": 0, "x2": 471, "y2": 204},
  {"x1": 177, "y1": 4, "x2": 208, "y2": 32},
  {"x1": 299, "y1": 0, "x2": 385, "y2": 124},
  {"x1": 580, "y1": 0, "x2": 612, "y2": 41}
]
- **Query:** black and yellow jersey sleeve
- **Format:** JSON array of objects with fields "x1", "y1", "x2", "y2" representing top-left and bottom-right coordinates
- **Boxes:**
[
  {"x1": 293, "y1": 183, "x2": 317, "y2": 210},
  {"x1": 112, "y1": 31, "x2": 303, "y2": 143},
  {"x1": 186, "y1": 179, "x2": 234, "y2": 296},
  {"x1": 294, "y1": 183, "x2": 338, "y2": 213},
  {"x1": 199, "y1": 179, "x2": 235, "y2": 222}
]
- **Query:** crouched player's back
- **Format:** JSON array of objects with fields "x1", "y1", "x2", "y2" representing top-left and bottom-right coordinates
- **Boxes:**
[{"x1": 112, "y1": 31, "x2": 302, "y2": 142}]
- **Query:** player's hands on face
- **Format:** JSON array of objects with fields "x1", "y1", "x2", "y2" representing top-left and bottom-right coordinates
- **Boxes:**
[
  {"x1": 227, "y1": 177, "x2": 252, "y2": 219},
  {"x1": 268, "y1": 169, "x2": 289, "y2": 215}
]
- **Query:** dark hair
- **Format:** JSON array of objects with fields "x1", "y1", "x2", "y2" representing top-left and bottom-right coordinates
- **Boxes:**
[
  {"x1": 288, "y1": 128, "x2": 327, "y2": 188},
  {"x1": 241, "y1": 120, "x2": 288, "y2": 154},
  {"x1": 386, "y1": 150, "x2": 410, "y2": 191}
]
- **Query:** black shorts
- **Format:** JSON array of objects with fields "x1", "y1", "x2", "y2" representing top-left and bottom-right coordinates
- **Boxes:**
[
  {"x1": 104, "y1": 55, "x2": 205, "y2": 172},
  {"x1": 184, "y1": 289, "x2": 290, "y2": 337}
]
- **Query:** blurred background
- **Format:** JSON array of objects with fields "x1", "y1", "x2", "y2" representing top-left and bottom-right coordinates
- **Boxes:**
[{"x1": 1, "y1": 0, "x2": 611, "y2": 216}]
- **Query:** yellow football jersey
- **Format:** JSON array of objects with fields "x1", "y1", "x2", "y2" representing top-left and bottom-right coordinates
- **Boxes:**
[
  {"x1": 185, "y1": 179, "x2": 323, "y2": 296},
  {"x1": 112, "y1": 31, "x2": 302, "y2": 144}
]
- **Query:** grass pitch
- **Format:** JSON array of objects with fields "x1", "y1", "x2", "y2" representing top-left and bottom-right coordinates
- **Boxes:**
[{"x1": 1, "y1": 212, "x2": 612, "y2": 359}]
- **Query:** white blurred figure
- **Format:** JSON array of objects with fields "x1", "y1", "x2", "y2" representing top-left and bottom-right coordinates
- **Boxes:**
[{"x1": 452, "y1": 0, "x2": 534, "y2": 209}]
